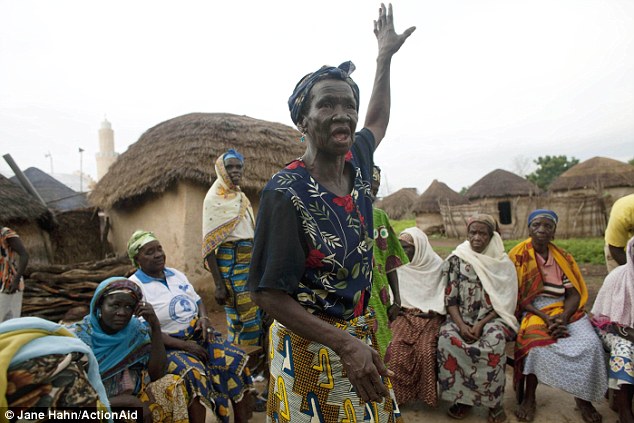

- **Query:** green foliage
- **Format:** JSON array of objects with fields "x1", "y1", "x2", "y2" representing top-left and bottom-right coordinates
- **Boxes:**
[
  {"x1": 526, "y1": 155, "x2": 580, "y2": 190},
  {"x1": 503, "y1": 238, "x2": 605, "y2": 264},
  {"x1": 629, "y1": 157, "x2": 634, "y2": 166},
  {"x1": 459, "y1": 186, "x2": 469, "y2": 195},
  {"x1": 390, "y1": 219, "x2": 416, "y2": 236}
]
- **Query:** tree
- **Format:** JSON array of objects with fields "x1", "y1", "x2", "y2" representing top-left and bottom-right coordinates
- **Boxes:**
[
  {"x1": 629, "y1": 157, "x2": 634, "y2": 166},
  {"x1": 511, "y1": 154, "x2": 532, "y2": 177},
  {"x1": 526, "y1": 155, "x2": 579, "y2": 190}
]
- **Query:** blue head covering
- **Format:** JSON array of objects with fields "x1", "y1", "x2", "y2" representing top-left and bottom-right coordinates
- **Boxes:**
[
  {"x1": 528, "y1": 209, "x2": 559, "y2": 226},
  {"x1": 288, "y1": 61, "x2": 360, "y2": 126},
  {"x1": 73, "y1": 277, "x2": 151, "y2": 380},
  {"x1": 223, "y1": 148, "x2": 244, "y2": 164}
]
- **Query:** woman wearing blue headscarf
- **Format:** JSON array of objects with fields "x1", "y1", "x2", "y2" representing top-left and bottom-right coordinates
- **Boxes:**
[{"x1": 72, "y1": 277, "x2": 188, "y2": 423}]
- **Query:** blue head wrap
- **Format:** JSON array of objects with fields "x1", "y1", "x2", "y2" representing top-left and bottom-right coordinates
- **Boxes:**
[
  {"x1": 223, "y1": 148, "x2": 244, "y2": 164},
  {"x1": 288, "y1": 61, "x2": 360, "y2": 126},
  {"x1": 528, "y1": 209, "x2": 559, "y2": 226},
  {"x1": 72, "y1": 277, "x2": 150, "y2": 380}
]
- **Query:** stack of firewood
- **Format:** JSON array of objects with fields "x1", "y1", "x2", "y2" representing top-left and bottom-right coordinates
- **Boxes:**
[{"x1": 22, "y1": 255, "x2": 136, "y2": 322}]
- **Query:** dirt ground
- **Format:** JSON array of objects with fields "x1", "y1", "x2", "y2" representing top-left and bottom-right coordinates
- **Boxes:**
[{"x1": 208, "y1": 239, "x2": 614, "y2": 422}]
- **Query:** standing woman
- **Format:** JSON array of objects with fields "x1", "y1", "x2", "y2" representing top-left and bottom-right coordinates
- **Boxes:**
[
  {"x1": 202, "y1": 148, "x2": 263, "y2": 348},
  {"x1": 248, "y1": 4, "x2": 414, "y2": 422},
  {"x1": 436, "y1": 215, "x2": 518, "y2": 423},
  {"x1": 510, "y1": 209, "x2": 607, "y2": 423},
  {"x1": 369, "y1": 165, "x2": 409, "y2": 357}
]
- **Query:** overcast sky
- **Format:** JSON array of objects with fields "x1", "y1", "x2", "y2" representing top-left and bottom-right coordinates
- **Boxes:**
[{"x1": 1, "y1": 0, "x2": 633, "y2": 196}]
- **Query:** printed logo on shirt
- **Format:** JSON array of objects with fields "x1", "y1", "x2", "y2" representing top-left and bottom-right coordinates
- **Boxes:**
[{"x1": 169, "y1": 295, "x2": 198, "y2": 323}]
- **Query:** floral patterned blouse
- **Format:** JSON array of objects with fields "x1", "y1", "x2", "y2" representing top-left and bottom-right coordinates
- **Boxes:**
[{"x1": 248, "y1": 129, "x2": 375, "y2": 320}]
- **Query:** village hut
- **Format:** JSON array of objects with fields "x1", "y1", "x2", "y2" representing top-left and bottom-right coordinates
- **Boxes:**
[
  {"x1": 549, "y1": 157, "x2": 634, "y2": 205},
  {"x1": 412, "y1": 179, "x2": 469, "y2": 234},
  {"x1": 375, "y1": 187, "x2": 418, "y2": 220},
  {"x1": 0, "y1": 174, "x2": 53, "y2": 264},
  {"x1": 9, "y1": 168, "x2": 102, "y2": 264},
  {"x1": 89, "y1": 112, "x2": 304, "y2": 308},
  {"x1": 442, "y1": 169, "x2": 541, "y2": 239}
]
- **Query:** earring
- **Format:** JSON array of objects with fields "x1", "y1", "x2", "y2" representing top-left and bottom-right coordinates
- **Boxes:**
[
  {"x1": 300, "y1": 134, "x2": 305, "y2": 143},
  {"x1": 97, "y1": 309, "x2": 102, "y2": 319}
]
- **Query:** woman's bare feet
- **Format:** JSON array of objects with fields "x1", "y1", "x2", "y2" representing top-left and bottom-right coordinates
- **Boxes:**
[
  {"x1": 575, "y1": 398, "x2": 602, "y2": 423},
  {"x1": 515, "y1": 398, "x2": 536, "y2": 422}
]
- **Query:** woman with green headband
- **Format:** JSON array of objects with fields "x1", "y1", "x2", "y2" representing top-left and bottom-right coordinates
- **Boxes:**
[{"x1": 127, "y1": 230, "x2": 255, "y2": 423}]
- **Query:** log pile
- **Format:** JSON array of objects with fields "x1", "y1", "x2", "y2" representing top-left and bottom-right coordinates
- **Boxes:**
[{"x1": 22, "y1": 255, "x2": 136, "y2": 322}]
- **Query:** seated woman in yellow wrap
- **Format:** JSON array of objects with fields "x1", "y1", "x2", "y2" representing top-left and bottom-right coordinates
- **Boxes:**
[{"x1": 510, "y1": 209, "x2": 607, "y2": 423}]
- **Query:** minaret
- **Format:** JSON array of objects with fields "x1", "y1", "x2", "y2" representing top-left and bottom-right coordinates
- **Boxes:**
[{"x1": 96, "y1": 118, "x2": 119, "y2": 180}]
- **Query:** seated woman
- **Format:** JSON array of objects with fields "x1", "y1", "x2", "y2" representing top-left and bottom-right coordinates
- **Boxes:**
[
  {"x1": 437, "y1": 215, "x2": 518, "y2": 423},
  {"x1": 387, "y1": 227, "x2": 445, "y2": 408},
  {"x1": 510, "y1": 209, "x2": 607, "y2": 423},
  {"x1": 127, "y1": 230, "x2": 254, "y2": 423},
  {"x1": 1, "y1": 316, "x2": 109, "y2": 414},
  {"x1": 72, "y1": 277, "x2": 188, "y2": 423},
  {"x1": 591, "y1": 235, "x2": 634, "y2": 423}
]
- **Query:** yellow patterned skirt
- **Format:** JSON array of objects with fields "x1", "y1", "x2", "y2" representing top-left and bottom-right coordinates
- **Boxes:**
[{"x1": 266, "y1": 313, "x2": 402, "y2": 423}]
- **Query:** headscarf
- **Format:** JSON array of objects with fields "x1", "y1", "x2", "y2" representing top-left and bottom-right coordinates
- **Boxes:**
[
  {"x1": 528, "y1": 209, "x2": 559, "y2": 226},
  {"x1": 202, "y1": 152, "x2": 254, "y2": 268},
  {"x1": 223, "y1": 148, "x2": 244, "y2": 164},
  {"x1": 127, "y1": 230, "x2": 158, "y2": 267},
  {"x1": 592, "y1": 236, "x2": 634, "y2": 327},
  {"x1": 396, "y1": 227, "x2": 446, "y2": 314},
  {"x1": 0, "y1": 317, "x2": 110, "y2": 412},
  {"x1": 288, "y1": 61, "x2": 360, "y2": 126},
  {"x1": 451, "y1": 224, "x2": 519, "y2": 330},
  {"x1": 72, "y1": 277, "x2": 150, "y2": 380},
  {"x1": 467, "y1": 214, "x2": 499, "y2": 233}
]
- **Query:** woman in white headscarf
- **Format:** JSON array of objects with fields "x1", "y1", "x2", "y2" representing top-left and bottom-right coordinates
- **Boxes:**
[
  {"x1": 387, "y1": 227, "x2": 445, "y2": 407},
  {"x1": 592, "y1": 235, "x2": 634, "y2": 423},
  {"x1": 437, "y1": 215, "x2": 518, "y2": 423}
]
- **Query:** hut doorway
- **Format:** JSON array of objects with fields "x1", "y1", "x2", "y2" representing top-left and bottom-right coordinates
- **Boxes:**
[{"x1": 498, "y1": 201, "x2": 512, "y2": 225}]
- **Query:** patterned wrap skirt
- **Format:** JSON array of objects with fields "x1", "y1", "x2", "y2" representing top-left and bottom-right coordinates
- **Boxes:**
[
  {"x1": 6, "y1": 353, "x2": 102, "y2": 412},
  {"x1": 166, "y1": 318, "x2": 253, "y2": 423},
  {"x1": 522, "y1": 296, "x2": 608, "y2": 402},
  {"x1": 266, "y1": 313, "x2": 403, "y2": 423},
  {"x1": 386, "y1": 309, "x2": 444, "y2": 407},
  {"x1": 217, "y1": 240, "x2": 263, "y2": 347},
  {"x1": 597, "y1": 331, "x2": 634, "y2": 390}
]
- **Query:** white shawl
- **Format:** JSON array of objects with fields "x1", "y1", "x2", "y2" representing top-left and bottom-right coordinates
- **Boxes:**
[
  {"x1": 451, "y1": 232, "x2": 519, "y2": 331},
  {"x1": 395, "y1": 227, "x2": 446, "y2": 314}
]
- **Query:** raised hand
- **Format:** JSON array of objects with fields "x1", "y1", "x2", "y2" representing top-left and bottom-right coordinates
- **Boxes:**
[{"x1": 374, "y1": 3, "x2": 416, "y2": 58}]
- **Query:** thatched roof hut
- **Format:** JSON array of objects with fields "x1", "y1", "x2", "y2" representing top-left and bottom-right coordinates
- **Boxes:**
[
  {"x1": 375, "y1": 188, "x2": 418, "y2": 220},
  {"x1": 0, "y1": 174, "x2": 49, "y2": 224},
  {"x1": 90, "y1": 113, "x2": 303, "y2": 209},
  {"x1": 465, "y1": 169, "x2": 540, "y2": 200},
  {"x1": 413, "y1": 180, "x2": 468, "y2": 214},
  {"x1": 90, "y1": 113, "x2": 305, "y2": 310},
  {"x1": 550, "y1": 157, "x2": 634, "y2": 191}
]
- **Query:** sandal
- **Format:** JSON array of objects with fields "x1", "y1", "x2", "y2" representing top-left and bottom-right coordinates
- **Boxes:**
[
  {"x1": 488, "y1": 406, "x2": 507, "y2": 423},
  {"x1": 447, "y1": 403, "x2": 471, "y2": 420}
]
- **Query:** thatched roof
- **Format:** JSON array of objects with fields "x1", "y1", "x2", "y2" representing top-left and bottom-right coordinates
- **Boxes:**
[
  {"x1": 465, "y1": 169, "x2": 540, "y2": 200},
  {"x1": 413, "y1": 179, "x2": 469, "y2": 213},
  {"x1": 549, "y1": 156, "x2": 634, "y2": 192},
  {"x1": 0, "y1": 174, "x2": 50, "y2": 224},
  {"x1": 11, "y1": 167, "x2": 88, "y2": 211},
  {"x1": 375, "y1": 187, "x2": 418, "y2": 220},
  {"x1": 90, "y1": 113, "x2": 304, "y2": 209}
]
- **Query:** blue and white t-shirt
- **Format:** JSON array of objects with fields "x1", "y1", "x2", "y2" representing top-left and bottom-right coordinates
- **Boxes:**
[{"x1": 129, "y1": 267, "x2": 201, "y2": 334}]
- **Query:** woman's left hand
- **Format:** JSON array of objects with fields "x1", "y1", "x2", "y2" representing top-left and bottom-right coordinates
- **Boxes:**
[{"x1": 374, "y1": 3, "x2": 416, "y2": 58}]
